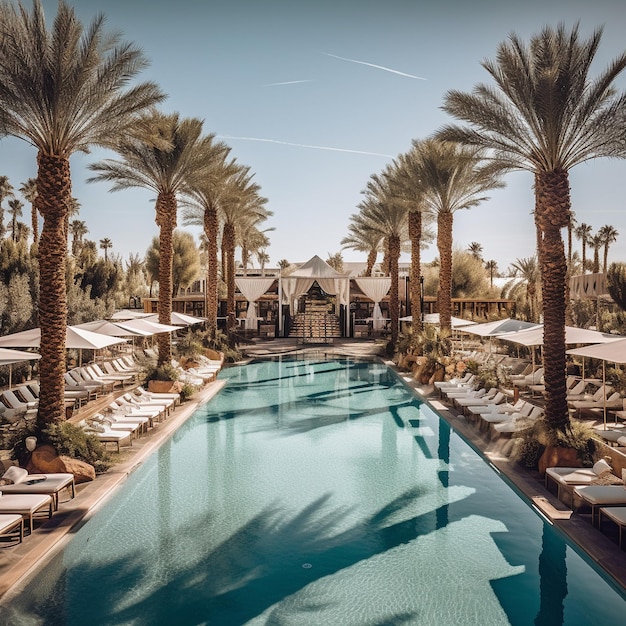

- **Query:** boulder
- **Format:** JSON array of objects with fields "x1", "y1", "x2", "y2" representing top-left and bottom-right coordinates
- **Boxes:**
[{"x1": 30, "y1": 444, "x2": 95, "y2": 483}]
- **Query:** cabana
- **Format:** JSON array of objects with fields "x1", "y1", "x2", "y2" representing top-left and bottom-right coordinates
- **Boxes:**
[{"x1": 279, "y1": 256, "x2": 351, "y2": 336}]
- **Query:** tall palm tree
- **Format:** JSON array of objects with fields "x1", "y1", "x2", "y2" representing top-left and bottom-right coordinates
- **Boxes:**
[
  {"x1": 589, "y1": 232, "x2": 603, "y2": 274},
  {"x1": 467, "y1": 242, "x2": 483, "y2": 260},
  {"x1": 407, "y1": 139, "x2": 503, "y2": 333},
  {"x1": 19, "y1": 178, "x2": 38, "y2": 244},
  {"x1": 0, "y1": 175, "x2": 14, "y2": 239},
  {"x1": 0, "y1": 0, "x2": 162, "y2": 424},
  {"x1": 485, "y1": 259, "x2": 498, "y2": 288},
  {"x1": 567, "y1": 210, "x2": 577, "y2": 268},
  {"x1": 7, "y1": 197, "x2": 23, "y2": 242},
  {"x1": 257, "y1": 249, "x2": 270, "y2": 276},
  {"x1": 182, "y1": 152, "x2": 241, "y2": 338},
  {"x1": 386, "y1": 147, "x2": 434, "y2": 332},
  {"x1": 99, "y1": 237, "x2": 113, "y2": 263},
  {"x1": 357, "y1": 169, "x2": 408, "y2": 344},
  {"x1": 439, "y1": 24, "x2": 626, "y2": 432},
  {"x1": 69, "y1": 220, "x2": 88, "y2": 257},
  {"x1": 219, "y1": 167, "x2": 269, "y2": 339},
  {"x1": 509, "y1": 256, "x2": 541, "y2": 322},
  {"x1": 575, "y1": 223, "x2": 593, "y2": 273},
  {"x1": 89, "y1": 113, "x2": 218, "y2": 365},
  {"x1": 341, "y1": 216, "x2": 383, "y2": 277},
  {"x1": 598, "y1": 224, "x2": 618, "y2": 273},
  {"x1": 239, "y1": 224, "x2": 273, "y2": 275}
]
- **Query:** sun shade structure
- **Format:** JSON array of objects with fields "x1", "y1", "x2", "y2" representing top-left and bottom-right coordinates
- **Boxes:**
[
  {"x1": 114, "y1": 319, "x2": 180, "y2": 335},
  {"x1": 567, "y1": 339, "x2": 626, "y2": 429},
  {"x1": 145, "y1": 312, "x2": 207, "y2": 326},
  {"x1": 110, "y1": 310, "x2": 153, "y2": 321},
  {"x1": 498, "y1": 325, "x2": 624, "y2": 347},
  {"x1": 0, "y1": 327, "x2": 127, "y2": 350},
  {"x1": 0, "y1": 348, "x2": 41, "y2": 389},
  {"x1": 75, "y1": 320, "x2": 152, "y2": 337},
  {"x1": 462, "y1": 318, "x2": 540, "y2": 338}
]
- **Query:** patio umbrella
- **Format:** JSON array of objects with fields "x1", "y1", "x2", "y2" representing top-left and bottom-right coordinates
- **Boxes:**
[
  {"x1": 114, "y1": 319, "x2": 180, "y2": 334},
  {"x1": 110, "y1": 309, "x2": 153, "y2": 321},
  {"x1": 76, "y1": 320, "x2": 152, "y2": 337},
  {"x1": 0, "y1": 326, "x2": 126, "y2": 365},
  {"x1": 145, "y1": 312, "x2": 206, "y2": 326},
  {"x1": 462, "y1": 318, "x2": 540, "y2": 338},
  {"x1": 0, "y1": 347, "x2": 41, "y2": 389},
  {"x1": 566, "y1": 339, "x2": 626, "y2": 429}
]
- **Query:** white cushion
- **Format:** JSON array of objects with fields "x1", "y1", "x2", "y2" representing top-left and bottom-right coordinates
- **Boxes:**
[
  {"x1": 593, "y1": 459, "x2": 612, "y2": 476},
  {"x1": 2, "y1": 465, "x2": 29, "y2": 485}
]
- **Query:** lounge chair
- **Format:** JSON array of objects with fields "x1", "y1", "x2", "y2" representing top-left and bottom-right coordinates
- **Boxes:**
[
  {"x1": 121, "y1": 391, "x2": 173, "y2": 415},
  {"x1": 64, "y1": 372, "x2": 103, "y2": 397},
  {"x1": 0, "y1": 391, "x2": 38, "y2": 419},
  {"x1": 545, "y1": 459, "x2": 618, "y2": 506},
  {"x1": 433, "y1": 372, "x2": 473, "y2": 389},
  {"x1": 132, "y1": 386, "x2": 180, "y2": 407},
  {"x1": 0, "y1": 513, "x2": 23, "y2": 543},
  {"x1": 79, "y1": 365, "x2": 121, "y2": 390},
  {"x1": 89, "y1": 363, "x2": 134, "y2": 386},
  {"x1": 80, "y1": 420, "x2": 132, "y2": 452},
  {"x1": 456, "y1": 390, "x2": 505, "y2": 409},
  {"x1": 598, "y1": 507, "x2": 626, "y2": 549},
  {"x1": 573, "y1": 485, "x2": 626, "y2": 526},
  {"x1": 514, "y1": 367, "x2": 544, "y2": 389},
  {"x1": 571, "y1": 391, "x2": 623, "y2": 413},
  {"x1": 492, "y1": 406, "x2": 543, "y2": 435},
  {"x1": 0, "y1": 493, "x2": 54, "y2": 531},
  {"x1": 89, "y1": 413, "x2": 145, "y2": 439},
  {"x1": 0, "y1": 466, "x2": 75, "y2": 511}
]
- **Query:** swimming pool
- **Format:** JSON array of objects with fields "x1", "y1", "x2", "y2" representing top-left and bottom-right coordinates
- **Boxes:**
[{"x1": 1, "y1": 356, "x2": 624, "y2": 624}]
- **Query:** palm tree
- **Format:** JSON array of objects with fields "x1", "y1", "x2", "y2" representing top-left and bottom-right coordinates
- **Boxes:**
[
  {"x1": 386, "y1": 147, "x2": 434, "y2": 332},
  {"x1": 508, "y1": 256, "x2": 541, "y2": 323},
  {"x1": 467, "y1": 242, "x2": 483, "y2": 260},
  {"x1": 589, "y1": 232, "x2": 603, "y2": 274},
  {"x1": 357, "y1": 169, "x2": 408, "y2": 344},
  {"x1": 239, "y1": 224, "x2": 273, "y2": 275},
  {"x1": 219, "y1": 167, "x2": 269, "y2": 339},
  {"x1": 485, "y1": 259, "x2": 498, "y2": 288},
  {"x1": 99, "y1": 237, "x2": 113, "y2": 263},
  {"x1": 19, "y1": 178, "x2": 38, "y2": 244},
  {"x1": 567, "y1": 210, "x2": 577, "y2": 268},
  {"x1": 598, "y1": 224, "x2": 618, "y2": 273},
  {"x1": 257, "y1": 250, "x2": 270, "y2": 276},
  {"x1": 89, "y1": 113, "x2": 217, "y2": 365},
  {"x1": 7, "y1": 198, "x2": 23, "y2": 242},
  {"x1": 182, "y1": 153, "x2": 247, "y2": 338},
  {"x1": 575, "y1": 223, "x2": 593, "y2": 273},
  {"x1": 69, "y1": 220, "x2": 88, "y2": 257},
  {"x1": 407, "y1": 139, "x2": 503, "y2": 333},
  {"x1": 0, "y1": 0, "x2": 162, "y2": 424},
  {"x1": 439, "y1": 24, "x2": 626, "y2": 432},
  {"x1": 0, "y1": 175, "x2": 14, "y2": 239},
  {"x1": 341, "y1": 216, "x2": 383, "y2": 277}
]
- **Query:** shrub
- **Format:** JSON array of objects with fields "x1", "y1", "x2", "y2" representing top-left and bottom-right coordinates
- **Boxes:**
[
  {"x1": 179, "y1": 383, "x2": 196, "y2": 402},
  {"x1": 44, "y1": 422, "x2": 113, "y2": 473},
  {"x1": 144, "y1": 362, "x2": 179, "y2": 383}
]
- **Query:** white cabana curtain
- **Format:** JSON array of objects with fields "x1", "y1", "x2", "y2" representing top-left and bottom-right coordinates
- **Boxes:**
[
  {"x1": 317, "y1": 278, "x2": 350, "y2": 314},
  {"x1": 282, "y1": 278, "x2": 315, "y2": 314},
  {"x1": 355, "y1": 277, "x2": 391, "y2": 329},
  {"x1": 235, "y1": 278, "x2": 275, "y2": 329}
]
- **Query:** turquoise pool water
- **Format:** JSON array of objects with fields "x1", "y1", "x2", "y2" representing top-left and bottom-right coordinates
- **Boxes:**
[{"x1": 1, "y1": 357, "x2": 625, "y2": 625}]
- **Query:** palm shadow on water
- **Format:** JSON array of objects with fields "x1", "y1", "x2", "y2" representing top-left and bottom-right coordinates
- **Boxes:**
[{"x1": 5, "y1": 487, "x2": 470, "y2": 626}]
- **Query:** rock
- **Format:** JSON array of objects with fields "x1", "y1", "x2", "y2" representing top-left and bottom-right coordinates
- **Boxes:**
[
  {"x1": 30, "y1": 444, "x2": 95, "y2": 483},
  {"x1": 148, "y1": 380, "x2": 182, "y2": 394},
  {"x1": 538, "y1": 445, "x2": 582, "y2": 476}
]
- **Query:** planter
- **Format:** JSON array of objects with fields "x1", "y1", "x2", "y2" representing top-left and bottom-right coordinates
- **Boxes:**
[
  {"x1": 538, "y1": 445, "x2": 582, "y2": 476},
  {"x1": 148, "y1": 380, "x2": 182, "y2": 394}
]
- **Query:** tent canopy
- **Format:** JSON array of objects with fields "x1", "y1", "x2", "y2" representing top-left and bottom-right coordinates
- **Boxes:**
[{"x1": 288, "y1": 255, "x2": 346, "y2": 278}]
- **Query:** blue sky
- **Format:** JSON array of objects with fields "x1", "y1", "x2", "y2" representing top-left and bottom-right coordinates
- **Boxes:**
[{"x1": 2, "y1": 0, "x2": 626, "y2": 271}]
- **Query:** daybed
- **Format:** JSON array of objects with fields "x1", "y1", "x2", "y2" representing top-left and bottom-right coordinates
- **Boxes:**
[{"x1": 0, "y1": 466, "x2": 75, "y2": 510}]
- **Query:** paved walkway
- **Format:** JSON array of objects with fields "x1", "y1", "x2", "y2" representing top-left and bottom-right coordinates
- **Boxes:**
[{"x1": 1, "y1": 338, "x2": 624, "y2": 603}]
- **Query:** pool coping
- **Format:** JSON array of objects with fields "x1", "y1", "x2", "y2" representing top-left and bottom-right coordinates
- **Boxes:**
[
  {"x1": 389, "y1": 364, "x2": 626, "y2": 595},
  {"x1": 0, "y1": 380, "x2": 226, "y2": 603}
]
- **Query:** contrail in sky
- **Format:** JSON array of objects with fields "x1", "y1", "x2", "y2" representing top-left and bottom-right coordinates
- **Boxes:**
[
  {"x1": 219, "y1": 135, "x2": 392, "y2": 158},
  {"x1": 323, "y1": 52, "x2": 426, "y2": 80},
  {"x1": 264, "y1": 79, "x2": 313, "y2": 86}
]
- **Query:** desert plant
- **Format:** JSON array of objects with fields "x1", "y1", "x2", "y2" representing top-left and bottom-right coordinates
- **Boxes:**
[
  {"x1": 144, "y1": 363, "x2": 180, "y2": 383},
  {"x1": 179, "y1": 383, "x2": 197, "y2": 402}
]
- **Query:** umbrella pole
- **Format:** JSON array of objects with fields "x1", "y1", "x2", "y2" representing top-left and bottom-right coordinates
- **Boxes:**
[
  {"x1": 603, "y1": 361, "x2": 607, "y2": 431},
  {"x1": 8, "y1": 364, "x2": 12, "y2": 390}
]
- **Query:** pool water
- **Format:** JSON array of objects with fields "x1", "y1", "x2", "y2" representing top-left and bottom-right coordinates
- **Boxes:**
[{"x1": 1, "y1": 357, "x2": 625, "y2": 625}]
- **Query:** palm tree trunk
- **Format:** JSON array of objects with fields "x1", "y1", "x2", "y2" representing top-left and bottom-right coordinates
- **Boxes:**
[
  {"x1": 204, "y1": 205, "x2": 219, "y2": 339},
  {"x1": 36, "y1": 153, "x2": 71, "y2": 425},
  {"x1": 535, "y1": 171, "x2": 570, "y2": 432},
  {"x1": 388, "y1": 234, "x2": 400, "y2": 345},
  {"x1": 408, "y1": 210, "x2": 423, "y2": 333},
  {"x1": 223, "y1": 221, "x2": 236, "y2": 342},
  {"x1": 31, "y1": 201, "x2": 39, "y2": 245},
  {"x1": 155, "y1": 192, "x2": 177, "y2": 365},
  {"x1": 365, "y1": 248, "x2": 377, "y2": 277},
  {"x1": 603, "y1": 245, "x2": 609, "y2": 274},
  {"x1": 437, "y1": 211, "x2": 453, "y2": 333}
]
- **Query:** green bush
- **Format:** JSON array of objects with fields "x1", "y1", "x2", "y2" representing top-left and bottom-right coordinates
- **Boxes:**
[
  {"x1": 144, "y1": 362, "x2": 179, "y2": 382},
  {"x1": 179, "y1": 383, "x2": 196, "y2": 402},
  {"x1": 44, "y1": 422, "x2": 112, "y2": 473}
]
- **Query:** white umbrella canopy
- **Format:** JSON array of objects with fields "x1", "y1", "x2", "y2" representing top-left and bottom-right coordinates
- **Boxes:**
[
  {"x1": 462, "y1": 318, "x2": 540, "y2": 338},
  {"x1": 0, "y1": 347, "x2": 41, "y2": 389},
  {"x1": 498, "y1": 325, "x2": 624, "y2": 347},
  {"x1": 567, "y1": 340, "x2": 626, "y2": 429},
  {"x1": 116, "y1": 318, "x2": 180, "y2": 335},
  {"x1": 0, "y1": 326, "x2": 126, "y2": 350},
  {"x1": 145, "y1": 312, "x2": 206, "y2": 326},
  {"x1": 398, "y1": 314, "x2": 476, "y2": 328},
  {"x1": 110, "y1": 309, "x2": 153, "y2": 321},
  {"x1": 76, "y1": 320, "x2": 152, "y2": 337}
]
